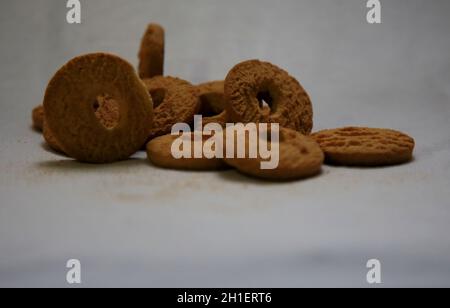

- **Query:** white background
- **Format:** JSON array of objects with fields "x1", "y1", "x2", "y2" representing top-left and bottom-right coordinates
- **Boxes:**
[{"x1": 1, "y1": 0, "x2": 450, "y2": 287}]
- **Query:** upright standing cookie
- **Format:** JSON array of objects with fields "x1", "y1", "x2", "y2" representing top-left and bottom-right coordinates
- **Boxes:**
[
  {"x1": 224, "y1": 60, "x2": 313, "y2": 135},
  {"x1": 312, "y1": 127, "x2": 415, "y2": 166},
  {"x1": 143, "y1": 76, "x2": 200, "y2": 140},
  {"x1": 32, "y1": 105, "x2": 44, "y2": 132},
  {"x1": 43, "y1": 53, "x2": 153, "y2": 163},
  {"x1": 224, "y1": 126, "x2": 324, "y2": 181},
  {"x1": 138, "y1": 23, "x2": 165, "y2": 79}
]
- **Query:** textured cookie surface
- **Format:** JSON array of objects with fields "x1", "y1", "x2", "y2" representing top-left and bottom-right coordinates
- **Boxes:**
[
  {"x1": 143, "y1": 76, "x2": 200, "y2": 140},
  {"x1": 93, "y1": 94, "x2": 120, "y2": 129},
  {"x1": 138, "y1": 23, "x2": 165, "y2": 79},
  {"x1": 312, "y1": 127, "x2": 415, "y2": 166},
  {"x1": 43, "y1": 53, "x2": 153, "y2": 163},
  {"x1": 224, "y1": 126, "x2": 324, "y2": 181},
  {"x1": 43, "y1": 95, "x2": 120, "y2": 154},
  {"x1": 195, "y1": 80, "x2": 229, "y2": 127},
  {"x1": 43, "y1": 120, "x2": 64, "y2": 154},
  {"x1": 147, "y1": 133, "x2": 227, "y2": 170},
  {"x1": 224, "y1": 60, "x2": 313, "y2": 135},
  {"x1": 32, "y1": 105, "x2": 44, "y2": 131}
]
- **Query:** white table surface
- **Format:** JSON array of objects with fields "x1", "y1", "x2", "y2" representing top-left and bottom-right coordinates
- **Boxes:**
[{"x1": 1, "y1": 0, "x2": 450, "y2": 287}]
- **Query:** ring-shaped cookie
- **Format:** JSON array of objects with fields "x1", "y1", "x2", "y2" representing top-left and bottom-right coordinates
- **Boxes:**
[
  {"x1": 143, "y1": 76, "x2": 200, "y2": 140},
  {"x1": 224, "y1": 60, "x2": 313, "y2": 135},
  {"x1": 43, "y1": 53, "x2": 153, "y2": 163}
]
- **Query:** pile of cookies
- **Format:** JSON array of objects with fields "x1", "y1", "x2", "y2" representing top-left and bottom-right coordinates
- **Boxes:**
[{"x1": 32, "y1": 24, "x2": 415, "y2": 181}]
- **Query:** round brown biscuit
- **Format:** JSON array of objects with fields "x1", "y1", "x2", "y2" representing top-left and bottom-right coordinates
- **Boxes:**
[
  {"x1": 138, "y1": 23, "x2": 165, "y2": 79},
  {"x1": 143, "y1": 76, "x2": 200, "y2": 140},
  {"x1": 224, "y1": 126, "x2": 324, "y2": 181},
  {"x1": 195, "y1": 81, "x2": 229, "y2": 127},
  {"x1": 43, "y1": 53, "x2": 153, "y2": 163},
  {"x1": 32, "y1": 105, "x2": 44, "y2": 131},
  {"x1": 146, "y1": 133, "x2": 227, "y2": 171},
  {"x1": 43, "y1": 95, "x2": 120, "y2": 154},
  {"x1": 311, "y1": 127, "x2": 415, "y2": 166},
  {"x1": 224, "y1": 60, "x2": 313, "y2": 135}
]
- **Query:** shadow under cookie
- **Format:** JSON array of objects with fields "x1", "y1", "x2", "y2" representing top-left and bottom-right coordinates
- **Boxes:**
[{"x1": 35, "y1": 157, "x2": 147, "y2": 173}]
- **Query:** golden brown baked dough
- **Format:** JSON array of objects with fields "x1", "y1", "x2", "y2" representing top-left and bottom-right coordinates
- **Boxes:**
[
  {"x1": 224, "y1": 60, "x2": 313, "y2": 134},
  {"x1": 32, "y1": 105, "x2": 44, "y2": 131},
  {"x1": 147, "y1": 133, "x2": 227, "y2": 170},
  {"x1": 43, "y1": 95, "x2": 120, "y2": 154},
  {"x1": 224, "y1": 126, "x2": 323, "y2": 181},
  {"x1": 43, "y1": 53, "x2": 153, "y2": 163},
  {"x1": 312, "y1": 127, "x2": 415, "y2": 166},
  {"x1": 138, "y1": 23, "x2": 165, "y2": 79},
  {"x1": 195, "y1": 81, "x2": 229, "y2": 127},
  {"x1": 143, "y1": 76, "x2": 200, "y2": 140}
]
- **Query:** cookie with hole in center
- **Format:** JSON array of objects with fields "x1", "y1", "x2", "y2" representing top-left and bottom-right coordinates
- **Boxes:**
[
  {"x1": 223, "y1": 126, "x2": 324, "y2": 181},
  {"x1": 43, "y1": 53, "x2": 153, "y2": 163},
  {"x1": 146, "y1": 132, "x2": 227, "y2": 170},
  {"x1": 224, "y1": 60, "x2": 313, "y2": 135},
  {"x1": 143, "y1": 76, "x2": 200, "y2": 140},
  {"x1": 138, "y1": 23, "x2": 165, "y2": 79},
  {"x1": 311, "y1": 127, "x2": 415, "y2": 166}
]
